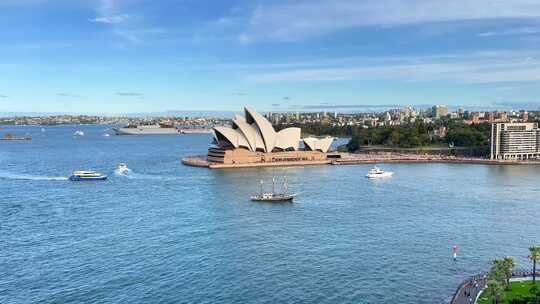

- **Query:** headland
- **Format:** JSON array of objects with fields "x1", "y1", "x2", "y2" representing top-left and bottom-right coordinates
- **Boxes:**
[{"x1": 182, "y1": 106, "x2": 540, "y2": 169}]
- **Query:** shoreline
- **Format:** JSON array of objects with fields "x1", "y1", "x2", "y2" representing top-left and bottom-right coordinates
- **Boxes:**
[{"x1": 182, "y1": 153, "x2": 540, "y2": 169}]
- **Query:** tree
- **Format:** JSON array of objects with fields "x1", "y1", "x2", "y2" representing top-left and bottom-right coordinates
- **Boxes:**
[
  {"x1": 502, "y1": 257, "x2": 517, "y2": 289},
  {"x1": 492, "y1": 259, "x2": 507, "y2": 285},
  {"x1": 346, "y1": 136, "x2": 361, "y2": 152},
  {"x1": 529, "y1": 246, "x2": 540, "y2": 284},
  {"x1": 487, "y1": 279, "x2": 504, "y2": 304}
]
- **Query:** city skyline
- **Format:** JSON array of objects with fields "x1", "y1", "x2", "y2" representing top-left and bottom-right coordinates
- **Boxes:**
[{"x1": 3, "y1": 0, "x2": 540, "y2": 113}]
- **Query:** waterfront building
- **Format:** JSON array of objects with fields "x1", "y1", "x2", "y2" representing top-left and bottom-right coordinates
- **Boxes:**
[
  {"x1": 490, "y1": 122, "x2": 540, "y2": 160},
  {"x1": 209, "y1": 107, "x2": 333, "y2": 165}
]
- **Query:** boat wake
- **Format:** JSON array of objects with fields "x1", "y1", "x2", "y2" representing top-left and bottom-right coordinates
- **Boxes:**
[
  {"x1": 0, "y1": 171, "x2": 68, "y2": 181},
  {"x1": 114, "y1": 169, "x2": 173, "y2": 180},
  {"x1": 114, "y1": 168, "x2": 134, "y2": 178}
]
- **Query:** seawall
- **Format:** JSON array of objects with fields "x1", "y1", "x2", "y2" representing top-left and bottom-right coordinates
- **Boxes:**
[{"x1": 183, "y1": 153, "x2": 540, "y2": 169}]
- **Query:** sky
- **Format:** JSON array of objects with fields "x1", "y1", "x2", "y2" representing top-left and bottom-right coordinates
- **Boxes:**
[{"x1": 2, "y1": 0, "x2": 540, "y2": 114}]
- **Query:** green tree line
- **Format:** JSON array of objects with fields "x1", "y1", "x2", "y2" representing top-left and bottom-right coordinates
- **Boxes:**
[{"x1": 276, "y1": 121, "x2": 492, "y2": 156}]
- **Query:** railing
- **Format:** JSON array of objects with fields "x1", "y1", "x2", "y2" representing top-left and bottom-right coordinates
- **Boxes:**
[
  {"x1": 450, "y1": 269, "x2": 540, "y2": 304},
  {"x1": 450, "y1": 272, "x2": 489, "y2": 304}
]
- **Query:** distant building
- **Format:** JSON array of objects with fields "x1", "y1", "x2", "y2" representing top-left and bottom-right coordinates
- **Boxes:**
[
  {"x1": 432, "y1": 105, "x2": 449, "y2": 118},
  {"x1": 490, "y1": 122, "x2": 540, "y2": 160},
  {"x1": 522, "y1": 111, "x2": 529, "y2": 122},
  {"x1": 433, "y1": 126, "x2": 447, "y2": 138}
]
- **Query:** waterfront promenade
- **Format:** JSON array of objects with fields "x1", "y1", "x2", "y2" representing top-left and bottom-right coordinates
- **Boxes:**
[
  {"x1": 183, "y1": 152, "x2": 540, "y2": 169},
  {"x1": 451, "y1": 270, "x2": 540, "y2": 304},
  {"x1": 450, "y1": 273, "x2": 488, "y2": 304}
]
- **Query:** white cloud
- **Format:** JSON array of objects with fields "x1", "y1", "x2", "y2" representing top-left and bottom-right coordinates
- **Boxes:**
[
  {"x1": 90, "y1": 14, "x2": 131, "y2": 24},
  {"x1": 239, "y1": 0, "x2": 540, "y2": 42},
  {"x1": 477, "y1": 26, "x2": 540, "y2": 37},
  {"x1": 245, "y1": 51, "x2": 540, "y2": 84}
]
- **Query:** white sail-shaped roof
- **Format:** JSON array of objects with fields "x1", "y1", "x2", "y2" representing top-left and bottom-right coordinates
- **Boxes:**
[
  {"x1": 213, "y1": 126, "x2": 250, "y2": 150},
  {"x1": 303, "y1": 137, "x2": 334, "y2": 153},
  {"x1": 212, "y1": 107, "x2": 303, "y2": 153},
  {"x1": 232, "y1": 114, "x2": 265, "y2": 152},
  {"x1": 275, "y1": 128, "x2": 301, "y2": 151},
  {"x1": 245, "y1": 107, "x2": 276, "y2": 152}
]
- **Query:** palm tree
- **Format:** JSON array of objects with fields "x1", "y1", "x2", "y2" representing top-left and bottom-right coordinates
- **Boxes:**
[
  {"x1": 502, "y1": 257, "x2": 516, "y2": 289},
  {"x1": 487, "y1": 279, "x2": 504, "y2": 304},
  {"x1": 530, "y1": 246, "x2": 540, "y2": 284},
  {"x1": 491, "y1": 259, "x2": 506, "y2": 285}
]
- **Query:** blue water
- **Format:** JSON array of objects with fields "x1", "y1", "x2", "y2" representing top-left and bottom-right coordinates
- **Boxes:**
[{"x1": 1, "y1": 125, "x2": 540, "y2": 304}]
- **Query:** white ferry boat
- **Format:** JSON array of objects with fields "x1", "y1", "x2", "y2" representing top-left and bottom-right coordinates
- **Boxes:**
[
  {"x1": 69, "y1": 171, "x2": 107, "y2": 181},
  {"x1": 365, "y1": 166, "x2": 394, "y2": 178}
]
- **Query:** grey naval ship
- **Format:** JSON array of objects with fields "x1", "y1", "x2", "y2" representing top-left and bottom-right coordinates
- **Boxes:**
[{"x1": 114, "y1": 123, "x2": 181, "y2": 135}]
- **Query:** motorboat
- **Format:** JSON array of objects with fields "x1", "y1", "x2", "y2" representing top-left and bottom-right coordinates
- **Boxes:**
[
  {"x1": 250, "y1": 176, "x2": 297, "y2": 202},
  {"x1": 69, "y1": 171, "x2": 107, "y2": 181},
  {"x1": 116, "y1": 163, "x2": 130, "y2": 174},
  {"x1": 365, "y1": 166, "x2": 394, "y2": 178},
  {"x1": 73, "y1": 130, "x2": 84, "y2": 137}
]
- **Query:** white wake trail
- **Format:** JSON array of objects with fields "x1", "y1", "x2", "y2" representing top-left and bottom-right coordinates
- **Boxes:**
[{"x1": 0, "y1": 171, "x2": 68, "y2": 181}]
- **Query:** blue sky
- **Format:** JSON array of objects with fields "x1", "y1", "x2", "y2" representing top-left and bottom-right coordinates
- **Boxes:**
[{"x1": 2, "y1": 0, "x2": 540, "y2": 113}]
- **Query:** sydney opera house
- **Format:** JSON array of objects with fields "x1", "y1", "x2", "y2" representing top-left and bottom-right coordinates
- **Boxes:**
[{"x1": 207, "y1": 107, "x2": 334, "y2": 165}]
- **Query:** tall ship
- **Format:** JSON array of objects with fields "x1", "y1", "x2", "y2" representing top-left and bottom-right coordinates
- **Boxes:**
[
  {"x1": 251, "y1": 176, "x2": 297, "y2": 202},
  {"x1": 113, "y1": 123, "x2": 181, "y2": 135}
]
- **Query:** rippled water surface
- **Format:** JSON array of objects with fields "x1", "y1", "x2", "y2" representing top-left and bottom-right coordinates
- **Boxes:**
[{"x1": 1, "y1": 125, "x2": 540, "y2": 304}]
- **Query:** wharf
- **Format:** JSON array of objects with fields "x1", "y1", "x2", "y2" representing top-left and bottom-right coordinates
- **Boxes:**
[
  {"x1": 179, "y1": 128, "x2": 213, "y2": 134},
  {"x1": 333, "y1": 153, "x2": 540, "y2": 165}
]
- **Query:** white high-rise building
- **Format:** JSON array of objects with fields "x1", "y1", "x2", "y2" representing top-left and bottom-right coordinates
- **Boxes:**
[
  {"x1": 432, "y1": 105, "x2": 449, "y2": 118},
  {"x1": 491, "y1": 122, "x2": 540, "y2": 160}
]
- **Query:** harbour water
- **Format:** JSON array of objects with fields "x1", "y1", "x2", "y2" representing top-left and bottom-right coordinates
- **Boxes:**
[{"x1": 2, "y1": 125, "x2": 540, "y2": 303}]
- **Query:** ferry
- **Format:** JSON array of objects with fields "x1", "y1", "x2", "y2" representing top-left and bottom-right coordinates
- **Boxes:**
[
  {"x1": 251, "y1": 177, "x2": 297, "y2": 202},
  {"x1": 69, "y1": 171, "x2": 107, "y2": 181},
  {"x1": 365, "y1": 166, "x2": 394, "y2": 178}
]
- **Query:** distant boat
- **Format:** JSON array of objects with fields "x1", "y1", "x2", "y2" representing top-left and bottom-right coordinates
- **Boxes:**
[
  {"x1": 116, "y1": 163, "x2": 130, "y2": 174},
  {"x1": 73, "y1": 130, "x2": 84, "y2": 137},
  {"x1": 113, "y1": 123, "x2": 181, "y2": 135},
  {"x1": 365, "y1": 166, "x2": 394, "y2": 178},
  {"x1": 0, "y1": 133, "x2": 32, "y2": 141},
  {"x1": 69, "y1": 171, "x2": 107, "y2": 181},
  {"x1": 103, "y1": 133, "x2": 110, "y2": 137},
  {"x1": 251, "y1": 176, "x2": 297, "y2": 202}
]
